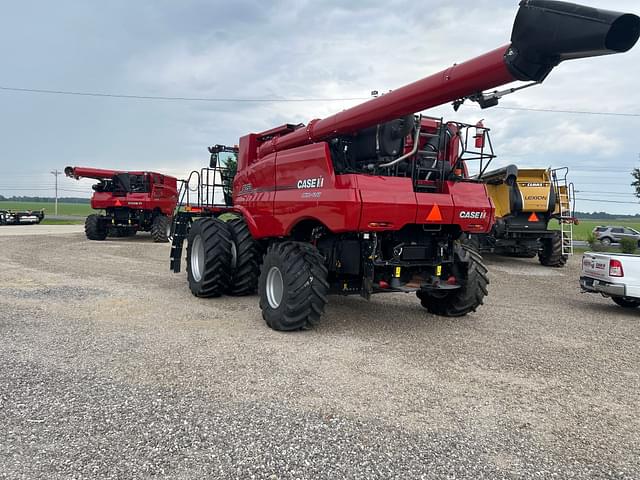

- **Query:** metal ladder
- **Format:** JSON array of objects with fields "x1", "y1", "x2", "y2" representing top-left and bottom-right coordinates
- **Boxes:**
[
  {"x1": 551, "y1": 167, "x2": 575, "y2": 255},
  {"x1": 170, "y1": 212, "x2": 192, "y2": 273},
  {"x1": 169, "y1": 171, "x2": 202, "y2": 272}
]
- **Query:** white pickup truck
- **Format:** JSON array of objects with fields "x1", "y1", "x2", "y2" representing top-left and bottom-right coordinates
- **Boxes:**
[{"x1": 580, "y1": 252, "x2": 640, "y2": 308}]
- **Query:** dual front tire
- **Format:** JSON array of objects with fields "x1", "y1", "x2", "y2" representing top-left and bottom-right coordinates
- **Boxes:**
[
  {"x1": 186, "y1": 218, "x2": 329, "y2": 331},
  {"x1": 186, "y1": 217, "x2": 260, "y2": 298}
]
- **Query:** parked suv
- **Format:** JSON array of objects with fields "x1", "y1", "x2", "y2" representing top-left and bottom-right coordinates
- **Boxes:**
[{"x1": 593, "y1": 225, "x2": 640, "y2": 246}]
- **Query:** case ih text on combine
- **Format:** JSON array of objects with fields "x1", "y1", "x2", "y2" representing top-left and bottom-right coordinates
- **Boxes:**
[
  {"x1": 65, "y1": 166, "x2": 178, "y2": 242},
  {"x1": 168, "y1": 0, "x2": 639, "y2": 331}
]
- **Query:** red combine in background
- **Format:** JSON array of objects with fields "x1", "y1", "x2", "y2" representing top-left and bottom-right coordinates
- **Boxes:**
[
  {"x1": 169, "y1": 1, "x2": 639, "y2": 330},
  {"x1": 65, "y1": 166, "x2": 178, "y2": 242}
]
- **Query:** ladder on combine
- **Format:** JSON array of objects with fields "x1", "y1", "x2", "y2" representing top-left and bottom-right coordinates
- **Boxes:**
[
  {"x1": 170, "y1": 167, "x2": 234, "y2": 273},
  {"x1": 552, "y1": 167, "x2": 575, "y2": 256}
]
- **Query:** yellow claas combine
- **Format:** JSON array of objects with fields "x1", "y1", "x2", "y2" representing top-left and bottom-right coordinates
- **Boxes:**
[{"x1": 474, "y1": 166, "x2": 575, "y2": 267}]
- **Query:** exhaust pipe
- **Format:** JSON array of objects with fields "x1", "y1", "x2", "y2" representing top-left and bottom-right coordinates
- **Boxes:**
[{"x1": 507, "y1": 0, "x2": 640, "y2": 81}]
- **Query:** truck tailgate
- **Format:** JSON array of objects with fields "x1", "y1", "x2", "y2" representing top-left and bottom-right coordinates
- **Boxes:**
[
  {"x1": 581, "y1": 253, "x2": 611, "y2": 280},
  {"x1": 581, "y1": 252, "x2": 640, "y2": 299}
]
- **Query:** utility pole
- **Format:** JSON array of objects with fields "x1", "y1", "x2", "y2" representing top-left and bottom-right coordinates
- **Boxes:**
[{"x1": 50, "y1": 169, "x2": 61, "y2": 216}]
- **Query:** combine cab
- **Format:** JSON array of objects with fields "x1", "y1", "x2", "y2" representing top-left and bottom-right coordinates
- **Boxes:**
[
  {"x1": 474, "y1": 166, "x2": 575, "y2": 267},
  {"x1": 65, "y1": 167, "x2": 178, "y2": 242},
  {"x1": 169, "y1": 1, "x2": 638, "y2": 330}
]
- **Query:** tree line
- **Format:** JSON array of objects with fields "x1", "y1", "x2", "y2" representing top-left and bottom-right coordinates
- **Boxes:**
[{"x1": 0, "y1": 195, "x2": 89, "y2": 204}]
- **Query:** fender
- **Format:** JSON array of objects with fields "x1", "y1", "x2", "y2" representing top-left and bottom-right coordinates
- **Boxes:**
[{"x1": 230, "y1": 205, "x2": 261, "y2": 239}]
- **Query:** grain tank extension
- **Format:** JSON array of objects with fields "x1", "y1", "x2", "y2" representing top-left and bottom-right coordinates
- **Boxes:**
[{"x1": 170, "y1": 1, "x2": 639, "y2": 330}]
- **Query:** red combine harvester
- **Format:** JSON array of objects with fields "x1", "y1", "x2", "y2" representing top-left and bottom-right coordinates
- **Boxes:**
[
  {"x1": 65, "y1": 166, "x2": 178, "y2": 242},
  {"x1": 170, "y1": 1, "x2": 639, "y2": 330}
]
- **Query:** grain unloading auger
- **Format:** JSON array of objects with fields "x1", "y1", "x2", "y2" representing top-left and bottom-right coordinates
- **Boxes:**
[
  {"x1": 65, "y1": 166, "x2": 178, "y2": 242},
  {"x1": 170, "y1": 1, "x2": 639, "y2": 331},
  {"x1": 255, "y1": 0, "x2": 640, "y2": 153}
]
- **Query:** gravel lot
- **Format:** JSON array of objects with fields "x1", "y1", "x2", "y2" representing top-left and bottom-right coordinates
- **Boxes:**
[{"x1": 1, "y1": 228, "x2": 638, "y2": 479}]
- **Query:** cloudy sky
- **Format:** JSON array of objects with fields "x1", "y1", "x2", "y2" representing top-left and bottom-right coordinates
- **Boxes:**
[{"x1": 1, "y1": 0, "x2": 639, "y2": 213}]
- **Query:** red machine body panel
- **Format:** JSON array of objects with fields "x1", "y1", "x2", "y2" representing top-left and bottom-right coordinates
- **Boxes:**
[
  {"x1": 358, "y1": 177, "x2": 418, "y2": 232},
  {"x1": 232, "y1": 151, "x2": 278, "y2": 236},
  {"x1": 65, "y1": 166, "x2": 179, "y2": 217},
  {"x1": 415, "y1": 182, "x2": 494, "y2": 234},
  {"x1": 273, "y1": 143, "x2": 360, "y2": 236},
  {"x1": 233, "y1": 139, "x2": 494, "y2": 239}
]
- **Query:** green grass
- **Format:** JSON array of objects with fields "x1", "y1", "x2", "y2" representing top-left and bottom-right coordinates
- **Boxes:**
[
  {"x1": 40, "y1": 218, "x2": 85, "y2": 225},
  {"x1": 551, "y1": 219, "x2": 640, "y2": 241},
  {"x1": 0, "y1": 201, "x2": 91, "y2": 217}
]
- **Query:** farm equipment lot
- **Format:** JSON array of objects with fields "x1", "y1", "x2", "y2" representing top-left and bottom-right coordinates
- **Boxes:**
[{"x1": 1, "y1": 229, "x2": 638, "y2": 479}]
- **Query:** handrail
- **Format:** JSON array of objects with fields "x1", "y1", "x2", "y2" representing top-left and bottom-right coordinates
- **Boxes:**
[{"x1": 378, "y1": 116, "x2": 422, "y2": 168}]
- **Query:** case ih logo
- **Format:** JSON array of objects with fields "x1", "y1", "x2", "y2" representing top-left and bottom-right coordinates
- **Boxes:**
[
  {"x1": 239, "y1": 183, "x2": 253, "y2": 195},
  {"x1": 297, "y1": 176, "x2": 324, "y2": 189},
  {"x1": 459, "y1": 211, "x2": 487, "y2": 219}
]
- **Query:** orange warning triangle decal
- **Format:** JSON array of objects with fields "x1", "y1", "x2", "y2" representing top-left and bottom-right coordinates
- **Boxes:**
[
  {"x1": 528, "y1": 212, "x2": 539, "y2": 222},
  {"x1": 114, "y1": 199, "x2": 122, "y2": 207},
  {"x1": 426, "y1": 204, "x2": 443, "y2": 222}
]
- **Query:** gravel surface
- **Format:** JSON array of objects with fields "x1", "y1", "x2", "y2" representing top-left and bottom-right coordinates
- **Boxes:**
[
  {"x1": 1, "y1": 229, "x2": 638, "y2": 479},
  {"x1": 0, "y1": 224, "x2": 84, "y2": 236}
]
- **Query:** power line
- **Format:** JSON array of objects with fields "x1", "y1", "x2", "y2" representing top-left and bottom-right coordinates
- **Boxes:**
[
  {"x1": 2, "y1": 85, "x2": 640, "y2": 117},
  {"x1": 574, "y1": 182, "x2": 634, "y2": 186},
  {"x1": 576, "y1": 197, "x2": 639, "y2": 204},
  {"x1": 492, "y1": 105, "x2": 640, "y2": 118},
  {"x1": 0, "y1": 86, "x2": 368, "y2": 103},
  {"x1": 0, "y1": 187, "x2": 54, "y2": 191},
  {"x1": 575, "y1": 190, "x2": 636, "y2": 196}
]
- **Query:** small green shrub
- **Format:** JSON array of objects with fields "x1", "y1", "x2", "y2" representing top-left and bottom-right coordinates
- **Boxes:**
[
  {"x1": 587, "y1": 233, "x2": 606, "y2": 251},
  {"x1": 619, "y1": 236, "x2": 637, "y2": 254}
]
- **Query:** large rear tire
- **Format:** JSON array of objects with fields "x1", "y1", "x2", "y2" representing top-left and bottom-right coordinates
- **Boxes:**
[
  {"x1": 151, "y1": 214, "x2": 171, "y2": 243},
  {"x1": 538, "y1": 231, "x2": 567, "y2": 267},
  {"x1": 258, "y1": 242, "x2": 329, "y2": 331},
  {"x1": 85, "y1": 214, "x2": 107, "y2": 241},
  {"x1": 612, "y1": 297, "x2": 640, "y2": 309},
  {"x1": 186, "y1": 218, "x2": 233, "y2": 298},
  {"x1": 226, "y1": 217, "x2": 260, "y2": 296},
  {"x1": 417, "y1": 244, "x2": 489, "y2": 317}
]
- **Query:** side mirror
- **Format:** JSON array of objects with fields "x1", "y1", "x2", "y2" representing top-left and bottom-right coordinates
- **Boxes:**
[{"x1": 209, "y1": 152, "x2": 218, "y2": 168}]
